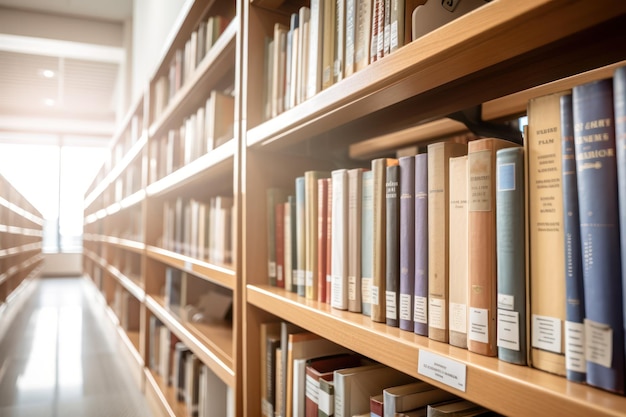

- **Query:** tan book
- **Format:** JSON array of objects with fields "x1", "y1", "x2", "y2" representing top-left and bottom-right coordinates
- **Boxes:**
[
  {"x1": 306, "y1": 171, "x2": 331, "y2": 300},
  {"x1": 272, "y1": 23, "x2": 288, "y2": 118},
  {"x1": 448, "y1": 155, "x2": 468, "y2": 349},
  {"x1": 526, "y1": 91, "x2": 569, "y2": 376},
  {"x1": 371, "y1": 158, "x2": 399, "y2": 322},
  {"x1": 467, "y1": 138, "x2": 517, "y2": 357},
  {"x1": 427, "y1": 142, "x2": 467, "y2": 342},
  {"x1": 321, "y1": 0, "x2": 336, "y2": 89},
  {"x1": 348, "y1": 168, "x2": 365, "y2": 312},
  {"x1": 206, "y1": 90, "x2": 235, "y2": 150},
  {"x1": 354, "y1": 0, "x2": 373, "y2": 72}
]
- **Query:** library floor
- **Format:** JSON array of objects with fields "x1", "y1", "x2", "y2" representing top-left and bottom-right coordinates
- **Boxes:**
[{"x1": 0, "y1": 276, "x2": 154, "y2": 417}]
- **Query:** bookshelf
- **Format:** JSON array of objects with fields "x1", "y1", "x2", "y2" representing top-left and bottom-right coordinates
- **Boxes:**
[
  {"x1": 0, "y1": 174, "x2": 44, "y2": 306},
  {"x1": 82, "y1": 0, "x2": 626, "y2": 416}
]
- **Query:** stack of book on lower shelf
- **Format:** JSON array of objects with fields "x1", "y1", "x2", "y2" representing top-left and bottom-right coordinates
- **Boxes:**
[
  {"x1": 148, "y1": 317, "x2": 234, "y2": 417},
  {"x1": 260, "y1": 321, "x2": 496, "y2": 417},
  {"x1": 265, "y1": 66, "x2": 626, "y2": 396}
]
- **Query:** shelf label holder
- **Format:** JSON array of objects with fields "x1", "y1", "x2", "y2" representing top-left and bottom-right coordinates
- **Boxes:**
[{"x1": 418, "y1": 349, "x2": 467, "y2": 392}]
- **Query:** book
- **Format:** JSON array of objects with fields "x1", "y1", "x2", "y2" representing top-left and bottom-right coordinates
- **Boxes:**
[
  {"x1": 348, "y1": 168, "x2": 365, "y2": 312},
  {"x1": 361, "y1": 170, "x2": 374, "y2": 316},
  {"x1": 286, "y1": 13, "x2": 299, "y2": 110},
  {"x1": 428, "y1": 142, "x2": 467, "y2": 342},
  {"x1": 573, "y1": 78, "x2": 625, "y2": 394},
  {"x1": 448, "y1": 155, "x2": 468, "y2": 348},
  {"x1": 354, "y1": 0, "x2": 373, "y2": 72},
  {"x1": 334, "y1": 0, "x2": 346, "y2": 83},
  {"x1": 383, "y1": 381, "x2": 457, "y2": 417},
  {"x1": 185, "y1": 353, "x2": 200, "y2": 417},
  {"x1": 383, "y1": 0, "x2": 391, "y2": 56},
  {"x1": 322, "y1": 0, "x2": 336, "y2": 89},
  {"x1": 331, "y1": 169, "x2": 349, "y2": 310},
  {"x1": 285, "y1": 199, "x2": 294, "y2": 295},
  {"x1": 306, "y1": 171, "x2": 331, "y2": 300},
  {"x1": 326, "y1": 179, "x2": 334, "y2": 303},
  {"x1": 207, "y1": 90, "x2": 235, "y2": 148},
  {"x1": 344, "y1": 0, "x2": 356, "y2": 77},
  {"x1": 425, "y1": 399, "x2": 490, "y2": 417},
  {"x1": 372, "y1": 158, "x2": 399, "y2": 322},
  {"x1": 307, "y1": 0, "x2": 324, "y2": 99},
  {"x1": 370, "y1": 394, "x2": 384, "y2": 417},
  {"x1": 559, "y1": 92, "x2": 586, "y2": 382},
  {"x1": 272, "y1": 23, "x2": 288, "y2": 117},
  {"x1": 261, "y1": 322, "x2": 282, "y2": 417},
  {"x1": 305, "y1": 354, "x2": 362, "y2": 417},
  {"x1": 267, "y1": 188, "x2": 289, "y2": 286},
  {"x1": 370, "y1": 0, "x2": 383, "y2": 64},
  {"x1": 399, "y1": 156, "x2": 416, "y2": 331},
  {"x1": 527, "y1": 91, "x2": 568, "y2": 376},
  {"x1": 334, "y1": 364, "x2": 415, "y2": 417},
  {"x1": 414, "y1": 153, "x2": 428, "y2": 336},
  {"x1": 385, "y1": 164, "x2": 401, "y2": 327},
  {"x1": 495, "y1": 147, "x2": 527, "y2": 364},
  {"x1": 297, "y1": 7, "x2": 311, "y2": 105},
  {"x1": 280, "y1": 322, "x2": 306, "y2": 417},
  {"x1": 289, "y1": 195, "x2": 298, "y2": 293},
  {"x1": 318, "y1": 178, "x2": 332, "y2": 303},
  {"x1": 276, "y1": 202, "x2": 286, "y2": 288},
  {"x1": 198, "y1": 363, "x2": 228, "y2": 417},
  {"x1": 289, "y1": 13, "x2": 300, "y2": 109},
  {"x1": 319, "y1": 378, "x2": 335, "y2": 417},
  {"x1": 467, "y1": 138, "x2": 517, "y2": 357},
  {"x1": 296, "y1": 176, "x2": 307, "y2": 296},
  {"x1": 287, "y1": 332, "x2": 348, "y2": 417}
]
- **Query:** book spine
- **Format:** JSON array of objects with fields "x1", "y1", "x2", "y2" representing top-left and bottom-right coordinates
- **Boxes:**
[
  {"x1": 385, "y1": 164, "x2": 400, "y2": 327},
  {"x1": 326, "y1": 179, "x2": 333, "y2": 303},
  {"x1": 331, "y1": 169, "x2": 349, "y2": 310},
  {"x1": 382, "y1": 0, "x2": 391, "y2": 57},
  {"x1": 296, "y1": 177, "x2": 307, "y2": 296},
  {"x1": 496, "y1": 147, "x2": 527, "y2": 364},
  {"x1": 448, "y1": 155, "x2": 468, "y2": 348},
  {"x1": 414, "y1": 153, "x2": 428, "y2": 336},
  {"x1": 344, "y1": 0, "x2": 356, "y2": 77},
  {"x1": 560, "y1": 93, "x2": 587, "y2": 382},
  {"x1": 468, "y1": 138, "x2": 515, "y2": 357},
  {"x1": 354, "y1": 0, "x2": 372, "y2": 72},
  {"x1": 573, "y1": 78, "x2": 625, "y2": 394},
  {"x1": 348, "y1": 169, "x2": 363, "y2": 313},
  {"x1": 399, "y1": 156, "x2": 415, "y2": 331},
  {"x1": 334, "y1": 0, "x2": 345, "y2": 83},
  {"x1": 306, "y1": 172, "x2": 327, "y2": 300},
  {"x1": 318, "y1": 178, "x2": 330, "y2": 303},
  {"x1": 614, "y1": 66, "x2": 626, "y2": 391},
  {"x1": 276, "y1": 202, "x2": 285, "y2": 288},
  {"x1": 370, "y1": 0, "x2": 382, "y2": 64},
  {"x1": 307, "y1": 0, "x2": 322, "y2": 100},
  {"x1": 428, "y1": 142, "x2": 467, "y2": 342},
  {"x1": 361, "y1": 170, "x2": 374, "y2": 316},
  {"x1": 527, "y1": 91, "x2": 567, "y2": 376},
  {"x1": 290, "y1": 195, "x2": 298, "y2": 293},
  {"x1": 267, "y1": 189, "x2": 287, "y2": 286},
  {"x1": 322, "y1": 0, "x2": 336, "y2": 90}
]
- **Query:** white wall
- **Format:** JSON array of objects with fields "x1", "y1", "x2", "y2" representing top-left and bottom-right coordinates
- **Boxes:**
[{"x1": 131, "y1": 0, "x2": 189, "y2": 102}]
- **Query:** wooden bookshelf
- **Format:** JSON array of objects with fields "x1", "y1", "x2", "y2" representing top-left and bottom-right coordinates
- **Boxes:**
[{"x1": 82, "y1": 0, "x2": 626, "y2": 416}]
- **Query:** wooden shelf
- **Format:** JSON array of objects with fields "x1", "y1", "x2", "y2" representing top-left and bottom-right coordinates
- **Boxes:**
[
  {"x1": 146, "y1": 245, "x2": 235, "y2": 290},
  {"x1": 104, "y1": 236, "x2": 146, "y2": 254},
  {"x1": 247, "y1": 285, "x2": 626, "y2": 417},
  {"x1": 146, "y1": 294, "x2": 235, "y2": 388},
  {"x1": 246, "y1": 0, "x2": 626, "y2": 151},
  {"x1": 105, "y1": 264, "x2": 145, "y2": 303},
  {"x1": 145, "y1": 369, "x2": 188, "y2": 417}
]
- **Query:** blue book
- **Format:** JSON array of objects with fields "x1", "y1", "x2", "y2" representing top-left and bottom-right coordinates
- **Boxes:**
[
  {"x1": 573, "y1": 78, "x2": 625, "y2": 394},
  {"x1": 399, "y1": 156, "x2": 416, "y2": 332},
  {"x1": 560, "y1": 93, "x2": 586, "y2": 382},
  {"x1": 414, "y1": 153, "x2": 428, "y2": 336},
  {"x1": 496, "y1": 147, "x2": 526, "y2": 365},
  {"x1": 361, "y1": 170, "x2": 374, "y2": 316},
  {"x1": 613, "y1": 65, "x2": 626, "y2": 386}
]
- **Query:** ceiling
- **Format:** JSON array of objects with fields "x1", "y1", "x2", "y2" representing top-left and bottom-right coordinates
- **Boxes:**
[{"x1": 0, "y1": 0, "x2": 132, "y2": 141}]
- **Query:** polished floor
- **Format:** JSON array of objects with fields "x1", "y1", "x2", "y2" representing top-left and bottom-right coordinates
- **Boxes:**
[{"x1": 0, "y1": 277, "x2": 154, "y2": 417}]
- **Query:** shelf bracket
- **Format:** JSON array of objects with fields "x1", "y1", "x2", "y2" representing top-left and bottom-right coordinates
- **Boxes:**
[{"x1": 447, "y1": 105, "x2": 523, "y2": 145}]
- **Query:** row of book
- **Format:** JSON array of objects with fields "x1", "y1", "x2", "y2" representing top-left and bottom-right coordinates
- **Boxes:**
[
  {"x1": 162, "y1": 196, "x2": 234, "y2": 265},
  {"x1": 261, "y1": 321, "x2": 496, "y2": 417},
  {"x1": 150, "y1": 89, "x2": 235, "y2": 183},
  {"x1": 164, "y1": 266, "x2": 233, "y2": 325},
  {"x1": 149, "y1": 317, "x2": 234, "y2": 417},
  {"x1": 112, "y1": 285, "x2": 140, "y2": 332},
  {"x1": 262, "y1": 0, "x2": 489, "y2": 121},
  {"x1": 111, "y1": 158, "x2": 142, "y2": 203},
  {"x1": 112, "y1": 113, "x2": 143, "y2": 167},
  {"x1": 266, "y1": 67, "x2": 626, "y2": 395},
  {"x1": 154, "y1": 15, "x2": 230, "y2": 121}
]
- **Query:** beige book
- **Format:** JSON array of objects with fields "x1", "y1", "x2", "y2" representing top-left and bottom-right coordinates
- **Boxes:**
[
  {"x1": 448, "y1": 155, "x2": 468, "y2": 349},
  {"x1": 272, "y1": 23, "x2": 288, "y2": 118},
  {"x1": 321, "y1": 0, "x2": 336, "y2": 89},
  {"x1": 354, "y1": 0, "x2": 373, "y2": 72},
  {"x1": 467, "y1": 138, "x2": 517, "y2": 357},
  {"x1": 427, "y1": 141, "x2": 467, "y2": 342},
  {"x1": 348, "y1": 168, "x2": 365, "y2": 312},
  {"x1": 371, "y1": 158, "x2": 398, "y2": 322},
  {"x1": 526, "y1": 91, "x2": 569, "y2": 376},
  {"x1": 207, "y1": 90, "x2": 235, "y2": 149},
  {"x1": 305, "y1": 171, "x2": 330, "y2": 300}
]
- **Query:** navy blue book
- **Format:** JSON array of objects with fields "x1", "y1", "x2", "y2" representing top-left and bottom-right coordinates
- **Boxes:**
[
  {"x1": 573, "y1": 78, "x2": 625, "y2": 394},
  {"x1": 613, "y1": 65, "x2": 626, "y2": 386},
  {"x1": 560, "y1": 93, "x2": 586, "y2": 382}
]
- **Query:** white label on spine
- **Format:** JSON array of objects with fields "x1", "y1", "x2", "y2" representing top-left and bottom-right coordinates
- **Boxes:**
[
  {"x1": 400, "y1": 293, "x2": 411, "y2": 321},
  {"x1": 532, "y1": 314, "x2": 562, "y2": 353},
  {"x1": 318, "y1": 387, "x2": 332, "y2": 415},
  {"x1": 361, "y1": 277, "x2": 372, "y2": 305},
  {"x1": 348, "y1": 276, "x2": 356, "y2": 301},
  {"x1": 305, "y1": 374, "x2": 319, "y2": 402},
  {"x1": 429, "y1": 298, "x2": 445, "y2": 329},
  {"x1": 306, "y1": 271, "x2": 313, "y2": 287},
  {"x1": 414, "y1": 296, "x2": 428, "y2": 324},
  {"x1": 497, "y1": 293, "x2": 515, "y2": 310},
  {"x1": 565, "y1": 321, "x2": 586, "y2": 372},
  {"x1": 296, "y1": 270, "x2": 305, "y2": 286},
  {"x1": 497, "y1": 309, "x2": 520, "y2": 351},
  {"x1": 371, "y1": 285, "x2": 379, "y2": 305},
  {"x1": 449, "y1": 302, "x2": 467, "y2": 333},
  {"x1": 268, "y1": 261, "x2": 276, "y2": 278},
  {"x1": 331, "y1": 275, "x2": 343, "y2": 308},
  {"x1": 386, "y1": 291, "x2": 397, "y2": 319},
  {"x1": 469, "y1": 307, "x2": 489, "y2": 343},
  {"x1": 585, "y1": 318, "x2": 613, "y2": 368}
]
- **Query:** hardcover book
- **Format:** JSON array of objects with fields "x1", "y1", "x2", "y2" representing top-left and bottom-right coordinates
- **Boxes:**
[
  {"x1": 318, "y1": 178, "x2": 332, "y2": 303},
  {"x1": 527, "y1": 91, "x2": 568, "y2": 376},
  {"x1": 331, "y1": 169, "x2": 349, "y2": 310},
  {"x1": 414, "y1": 153, "x2": 428, "y2": 336},
  {"x1": 306, "y1": 171, "x2": 331, "y2": 300},
  {"x1": 428, "y1": 142, "x2": 467, "y2": 342},
  {"x1": 467, "y1": 138, "x2": 517, "y2": 357},
  {"x1": 573, "y1": 78, "x2": 625, "y2": 394},
  {"x1": 385, "y1": 164, "x2": 400, "y2": 327},
  {"x1": 296, "y1": 176, "x2": 307, "y2": 296},
  {"x1": 383, "y1": 381, "x2": 456, "y2": 417},
  {"x1": 348, "y1": 168, "x2": 365, "y2": 312},
  {"x1": 361, "y1": 170, "x2": 374, "y2": 316},
  {"x1": 267, "y1": 188, "x2": 289, "y2": 286},
  {"x1": 495, "y1": 147, "x2": 527, "y2": 364},
  {"x1": 399, "y1": 156, "x2": 416, "y2": 331}
]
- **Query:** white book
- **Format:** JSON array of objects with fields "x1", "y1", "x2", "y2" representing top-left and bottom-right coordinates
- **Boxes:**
[
  {"x1": 383, "y1": 381, "x2": 457, "y2": 417},
  {"x1": 334, "y1": 0, "x2": 345, "y2": 82},
  {"x1": 297, "y1": 7, "x2": 310, "y2": 105},
  {"x1": 331, "y1": 169, "x2": 349, "y2": 310},
  {"x1": 306, "y1": 0, "x2": 323, "y2": 99},
  {"x1": 344, "y1": 0, "x2": 356, "y2": 77}
]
